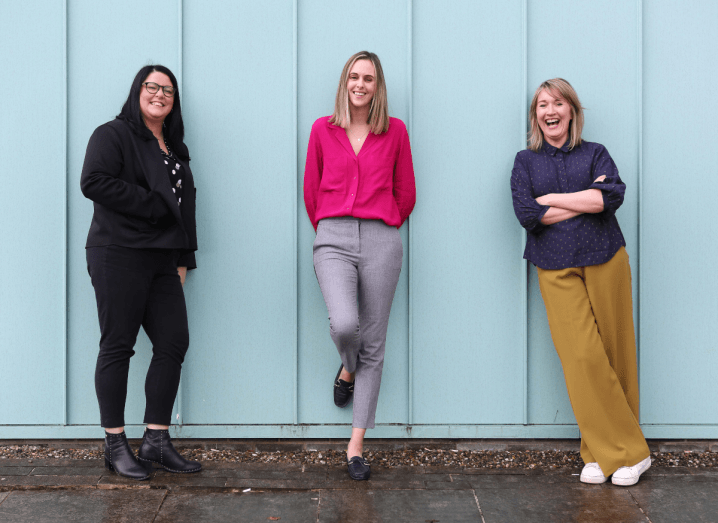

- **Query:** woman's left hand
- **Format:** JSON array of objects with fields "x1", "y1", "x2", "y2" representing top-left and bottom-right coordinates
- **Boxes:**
[{"x1": 178, "y1": 267, "x2": 187, "y2": 286}]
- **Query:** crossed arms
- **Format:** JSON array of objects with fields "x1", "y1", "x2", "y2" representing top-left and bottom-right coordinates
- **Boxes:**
[{"x1": 537, "y1": 175, "x2": 606, "y2": 225}]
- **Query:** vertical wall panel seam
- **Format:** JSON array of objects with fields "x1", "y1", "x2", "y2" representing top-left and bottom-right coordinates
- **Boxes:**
[
  {"x1": 62, "y1": 0, "x2": 68, "y2": 426},
  {"x1": 293, "y1": 0, "x2": 299, "y2": 426},
  {"x1": 177, "y1": 0, "x2": 183, "y2": 84},
  {"x1": 407, "y1": 0, "x2": 413, "y2": 426},
  {"x1": 176, "y1": 0, "x2": 183, "y2": 427},
  {"x1": 521, "y1": 0, "x2": 529, "y2": 426},
  {"x1": 636, "y1": 0, "x2": 643, "y2": 424}
]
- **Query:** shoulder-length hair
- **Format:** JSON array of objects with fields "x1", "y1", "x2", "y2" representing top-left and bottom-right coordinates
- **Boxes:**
[
  {"x1": 329, "y1": 51, "x2": 390, "y2": 135},
  {"x1": 528, "y1": 78, "x2": 584, "y2": 152},
  {"x1": 117, "y1": 64, "x2": 190, "y2": 161}
]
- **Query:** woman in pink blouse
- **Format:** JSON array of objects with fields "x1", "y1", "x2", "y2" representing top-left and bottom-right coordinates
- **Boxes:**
[{"x1": 304, "y1": 51, "x2": 416, "y2": 481}]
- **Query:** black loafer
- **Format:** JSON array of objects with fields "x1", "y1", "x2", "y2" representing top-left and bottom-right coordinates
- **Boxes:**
[
  {"x1": 347, "y1": 456, "x2": 371, "y2": 481},
  {"x1": 333, "y1": 364, "x2": 354, "y2": 408}
]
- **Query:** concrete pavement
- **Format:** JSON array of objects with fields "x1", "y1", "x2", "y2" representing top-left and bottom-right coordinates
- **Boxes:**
[{"x1": 1, "y1": 458, "x2": 717, "y2": 522}]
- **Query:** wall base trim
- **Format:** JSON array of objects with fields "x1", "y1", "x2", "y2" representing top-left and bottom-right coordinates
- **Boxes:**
[{"x1": 2, "y1": 424, "x2": 717, "y2": 440}]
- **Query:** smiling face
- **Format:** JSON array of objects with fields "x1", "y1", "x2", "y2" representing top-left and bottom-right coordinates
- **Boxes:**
[
  {"x1": 346, "y1": 59, "x2": 376, "y2": 111},
  {"x1": 536, "y1": 89, "x2": 573, "y2": 148},
  {"x1": 139, "y1": 71, "x2": 174, "y2": 126}
]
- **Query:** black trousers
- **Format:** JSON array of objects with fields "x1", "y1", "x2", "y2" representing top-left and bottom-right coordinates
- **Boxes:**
[{"x1": 87, "y1": 245, "x2": 189, "y2": 428}]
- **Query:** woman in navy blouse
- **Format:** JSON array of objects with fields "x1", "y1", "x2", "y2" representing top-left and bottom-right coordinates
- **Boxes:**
[{"x1": 511, "y1": 78, "x2": 650, "y2": 486}]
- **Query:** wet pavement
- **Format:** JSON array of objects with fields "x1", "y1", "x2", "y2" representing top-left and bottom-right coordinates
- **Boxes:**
[{"x1": 0, "y1": 459, "x2": 717, "y2": 522}]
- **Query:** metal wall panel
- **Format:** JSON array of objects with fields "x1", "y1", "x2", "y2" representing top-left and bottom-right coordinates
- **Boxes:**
[
  {"x1": 65, "y1": 0, "x2": 181, "y2": 426},
  {"x1": 0, "y1": 0, "x2": 66, "y2": 425},
  {"x1": 181, "y1": 0, "x2": 297, "y2": 425},
  {"x1": 296, "y1": 0, "x2": 411, "y2": 427},
  {"x1": 1, "y1": 0, "x2": 717, "y2": 438},
  {"x1": 411, "y1": 0, "x2": 526, "y2": 425},
  {"x1": 526, "y1": 0, "x2": 640, "y2": 426},
  {"x1": 641, "y1": 0, "x2": 718, "y2": 425}
]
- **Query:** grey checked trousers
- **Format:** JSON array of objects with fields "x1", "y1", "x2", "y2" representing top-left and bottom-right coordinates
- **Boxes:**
[{"x1": 313, "y1": 217, "x2": 403, "y2": 429}]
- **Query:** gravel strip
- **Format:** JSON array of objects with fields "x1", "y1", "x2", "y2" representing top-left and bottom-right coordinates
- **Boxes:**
[{"x1": 1, "y1": 446, "x2": 716, "y2": 469}]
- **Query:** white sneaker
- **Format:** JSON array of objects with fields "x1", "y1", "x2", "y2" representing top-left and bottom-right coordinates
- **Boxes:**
[
  {"x1": 611, "y1": 456, "x2": 651, "y2": 486},
  {"x1": 580, "y1": 462, "x2": 607, "y2": 484}
]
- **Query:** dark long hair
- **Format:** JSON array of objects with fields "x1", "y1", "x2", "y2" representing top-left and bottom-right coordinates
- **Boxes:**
[{"x1": 117, "y1": 65, "x2": 190, "y2": 161}]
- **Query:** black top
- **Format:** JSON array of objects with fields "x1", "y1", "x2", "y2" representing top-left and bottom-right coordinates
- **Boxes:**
[{"x1": 80, "y1": 118, "x2": 197, "y2": 269}]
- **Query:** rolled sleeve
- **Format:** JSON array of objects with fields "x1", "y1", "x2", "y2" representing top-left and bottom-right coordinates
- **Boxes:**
[
  {"x1": 589, "y1": 146, "x2": 625, "y2": 218},
  {"x1": 511, "y1": 155, "x2": 550, "y2": 234}
]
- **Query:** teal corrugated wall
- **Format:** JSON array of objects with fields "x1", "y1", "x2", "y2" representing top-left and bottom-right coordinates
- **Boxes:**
[{"x1": 1, "y1": 0, "x2": 716, "y2": 439}]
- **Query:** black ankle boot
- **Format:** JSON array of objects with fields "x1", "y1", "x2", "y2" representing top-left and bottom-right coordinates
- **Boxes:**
[
  {"x1": 104, "y1": 432, "x2": 150, "y2": 480},
  {"x1": 137, "y1": 428, "x2": 201, "y2": 473}
]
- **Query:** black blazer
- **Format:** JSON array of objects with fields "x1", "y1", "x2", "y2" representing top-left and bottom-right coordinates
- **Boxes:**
[{"x1": 81, "y1": 118, "x2": 197, "y2": 268}]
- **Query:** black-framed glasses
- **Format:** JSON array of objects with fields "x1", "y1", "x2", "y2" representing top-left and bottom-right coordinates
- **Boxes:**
[{"x1": 143, "y1": 82, "x2": 175, "y2": 96}]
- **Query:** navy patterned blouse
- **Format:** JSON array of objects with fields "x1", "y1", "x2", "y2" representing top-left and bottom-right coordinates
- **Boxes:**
[{"x1": 510, "y1": 140, "x2": 626, "y2": 270}]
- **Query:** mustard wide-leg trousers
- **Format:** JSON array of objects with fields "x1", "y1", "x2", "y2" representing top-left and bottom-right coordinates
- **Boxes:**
[{"x1": 537, "y1": 247, "x2": 649, "y2": 476}]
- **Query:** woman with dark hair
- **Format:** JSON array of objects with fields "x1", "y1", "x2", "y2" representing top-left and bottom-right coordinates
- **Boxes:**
[
  {"x1": 511, "y1": 78, "x2": 650, "y2": 486},
  {"x1": 81, "y1": 65, "x2": 200, "y2": 480},
  {"x1": 304, "y1": 51, "x2": 416, "y2": 481}
]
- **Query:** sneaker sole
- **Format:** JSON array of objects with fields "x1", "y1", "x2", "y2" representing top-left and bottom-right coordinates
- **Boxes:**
[{"x1": 580, "y1": 474, "x2": 607, "y2": 484}]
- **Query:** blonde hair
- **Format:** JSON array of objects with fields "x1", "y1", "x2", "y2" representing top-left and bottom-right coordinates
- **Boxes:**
[
  {"x1": 528, "y1": 78, "x2": 584, "y2": 152},
  {"x1": 329, "y1": 51, "x2": 390, "y2": 135}
]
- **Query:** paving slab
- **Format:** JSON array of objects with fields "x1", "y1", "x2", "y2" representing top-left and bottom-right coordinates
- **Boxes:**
[
  {"x1": 0, "y1": 488, "x2": 167, "y2": 523},
  {"x1": 224, "y1": 477, "x2": 326, "y2": 490},
  {"x1": 148, "y1": 470, "x2": 228, "y2": 488},
  {"x1": 96, "y1": 471, "x2": 227, "y2": 490},
  {"x1": 326, "y1": 465, "x2": 426, "y2": 484},
  {"x1": 201, "y1": 462, "x2": 304, "y2": 471},
  {"x1": 464, "y1": 467, "x2": 538, "y2": 475},
  {"x1": 154, "y1": 491, "x2": 318, "y2": 523},
  {"x1": 0, "y1": 459, "x2": 102, "y2": 467},
  {"x1": 29, "y1": 465, "x2": 106, "y2": 476},
  {"x1": 325, "y1": 477, "x2": 427, "y2": 490},
  {"x1": 425, "y1": 478, "x2": 474, "y2": 489},
  {"x1": 476, "y1": 483, "x2": 648, "y2": 523},
  {"x1": 627, "y1": 476, "x2": 718, "y2": 523},
  {"x1": 646, "y1": 467, "x2": 718, "y2": 478},
  {"x1": 200, "y1": 467, "x2": 327, "y2": 481},
  {"x1": 0, "y1": 475, "x2": 101, "y2": 488},
  {"x1": 421, "y1": 465, "x2": 465, "y2": 474},
  {"x1": 0, "y1": 457, "x2": 715, "y2": 523},
  {"x1": 0, "y1": 467, "x2": 33, "y2": 476},
  {"x1": 318, "y1": 489, "x2": 481, "y2": 523},
  {"x1": 467, "y1": 473, "x2": 578, "y2": 489},
  {"x1": 95, "y1": 475, "x2": 151, "y2": 489},
  {"x1": 416, "y1": 472, "x2": 452, "y2": 483}
]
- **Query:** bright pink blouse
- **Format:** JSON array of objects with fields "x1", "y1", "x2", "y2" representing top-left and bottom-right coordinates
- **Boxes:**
[{"x1": 303, "y1": 116, "x2": 416, "y2": 231}]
